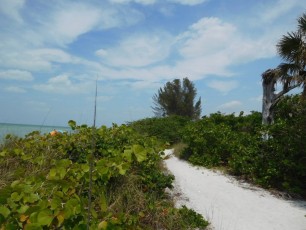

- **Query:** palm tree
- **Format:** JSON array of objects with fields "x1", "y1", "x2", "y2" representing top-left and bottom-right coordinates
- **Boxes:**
[
  {"x1": 261, "y1": 13, "x2": 306, "y2": 125},
  {"x1": 277, "y1": 13, "x2": 306, "y2": 97}
]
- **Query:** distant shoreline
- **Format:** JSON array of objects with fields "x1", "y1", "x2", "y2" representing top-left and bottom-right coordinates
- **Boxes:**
[{"x1": 0, "y1": 122, "x2": 69, "y2": 129}]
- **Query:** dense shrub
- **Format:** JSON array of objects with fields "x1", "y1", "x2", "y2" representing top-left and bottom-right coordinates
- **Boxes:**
[
  {"x1": 128, "y1": 115, "x2": 190, "y2": 144},
  {"x1": 181, "y1": 106, "x2": 306, "y2": 197}
]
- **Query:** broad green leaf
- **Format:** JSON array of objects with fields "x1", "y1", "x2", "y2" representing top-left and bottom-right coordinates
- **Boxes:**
[
  {"x1": 17, "y1": 205, "x2": 29, "y2": 214},
  {"x1": 29, "y1": 212, "x2": 38, "y2": 224},
  {"x1": 58, "y1": 167, "x2": 67, "y2": 179},
  {"x1": 48, "y1": 169, "x2": 57, "y2": 180},
  {"x1": 123, "y1": 149, "x2": 132, "y2": 162},
  {"x1": 24, "y1": 193, "x2": 40, "y2": 204},
  {"x1": 132, "y1": 145, "x2": 147, "y2": 162},
  {"x1": 11, "y1": 192, "x2": 22, "y2": 201},
  {"x1": 81, "y1": 164, "x2": 90, "y2": 172},
  {"x1": 0, "y1": 151, "x2": 7, "y2": 157},
  {"x1": 37, "y1": 209, "x2": 53, "y2": 226},
  {"x1": 56, "y1": 159, "x2": 71, "y2": 168},
  {"x1": 98, "y1": 221, "x2": 108, "y2": 229},
  {"x1": 0, "y1": 205, "x2": 10, "y2": 218},
  {"x1": 117, "y1": 164, "x2": 126, "y2": 175}
]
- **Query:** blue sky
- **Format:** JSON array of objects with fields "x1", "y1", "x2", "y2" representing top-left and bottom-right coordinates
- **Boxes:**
[{"x1": 0, "y1": 0, "x2": 305, "y2": 127}]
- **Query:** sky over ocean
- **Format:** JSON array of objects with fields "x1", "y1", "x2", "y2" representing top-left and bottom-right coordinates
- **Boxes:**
[{"x1": 0, "y1": 0, "x2": 305, "y2": 126}]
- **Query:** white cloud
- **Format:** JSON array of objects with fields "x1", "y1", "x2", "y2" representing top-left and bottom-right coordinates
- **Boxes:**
[
  {"x1": 259, "y1": 0, "x2": 302, "y2": 23},
  {"x1": 109, "y1": 0, "x2": 156, "y2": 4},
  {"x1": 96, "y1": 32, "x2": 173, "y2": 67},
  {"x1": 219, "y1": 100, "x2": 242, "y2": 110},
  {"x1": 5, "y1": 86, "x2": 26, "y2": 93},
  {"x1": 33, "y1": 74, "x2": 92, "y2": 95},
  {"x1": 207, "y1": 80, "x2": 239, "y2": 94},
  {"x1": 0, "y1": 0, "x2": 25, "y2": 23},
  {"x1": 168, "y1": 0, "x2": 209, "y2": 6},
  {"x1": 178, "y1": 18, "x2": 236, "y2": 58},
  {"x1": 0, "y1": 69, "x2": 33, "y2": 81},
  {"x1": 109, "y1": 0, "x2": 208, "y2": 5},
  {"x1": 44, "y1": 3, "x2": 102, "y2": 46}
]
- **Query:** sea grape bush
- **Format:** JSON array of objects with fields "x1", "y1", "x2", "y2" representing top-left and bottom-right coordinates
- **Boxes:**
[
  {"x1": 181, "y1": 103, "x2": 306, "y2": 197},
  {"x1": 128, "y1": 115, "x2": 190, "y2": 144},
  {"x1": 0, "y1": 122, "x2": 207, "y2": 229}
]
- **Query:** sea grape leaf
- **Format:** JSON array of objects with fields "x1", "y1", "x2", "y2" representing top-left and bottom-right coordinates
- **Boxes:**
[
  {"x1": 37, "y1": 209, "x2": 53, "y2": 226},
  {"x1": 0, "y1": 205, "x2": 10, "y2": 218},
  {"x1": 50, "y1": 197, "x2": 61, "y2": 210},
  {"x1": 56, "y1": 159, "x2": 71, "y2": 168},
  {"x1": 24, "y1": 193, "x2": 40, "y2": 204},
  {"x1": 17, "y1": 205, "x2": 29, "y2": 214},
  {"x1": 123, "y1": 149, "x2": 132, "y2": 162},
  {"x1": 48, "y1": 169, "x2": 57, "y2": 180},
  {"x1": 81, "y1": 164, "x2": 90, "y2": 173},
  {"x1": 132, "y1": 145, "x2": 147, "y2": 162},
  {"x1": 11, "y1": 192, "x2": 22, "y2": 201},
  {"x1": 98, "y1": 221, "x2": 108, "y2": 229},
  {"x1": 117, "y1": 164, "x2": 126, "y2": 175}
]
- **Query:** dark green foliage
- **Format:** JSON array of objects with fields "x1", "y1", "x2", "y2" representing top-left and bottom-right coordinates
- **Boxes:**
[
  {"x1": 178, "y1": 206, "x2": 209, "y2": 229},
  {"x1": 152, "y1": 78, "x2": 201, "y2": 119},
  {"x1": 181, "y1": 105, "x2": 306, "y2": 197},
  {"x1": 181, "y1": 114, "x2": 258, "y2": 167},
  {"x1": 128, "y1": 115, "x2": 190, "y2": 144}
]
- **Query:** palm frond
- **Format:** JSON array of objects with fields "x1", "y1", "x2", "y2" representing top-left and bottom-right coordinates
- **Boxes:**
[
  {"x1": 277, "y1": 32, "x2": 303, "y2": 63},
  {"x1": 298, "y1": 13, "x2": 306, "y2": 34}
]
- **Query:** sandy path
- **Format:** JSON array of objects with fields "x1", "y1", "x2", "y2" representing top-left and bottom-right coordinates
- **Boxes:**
[{"x1": 163, "y1": 149, "x2": 306, "y2": 230}]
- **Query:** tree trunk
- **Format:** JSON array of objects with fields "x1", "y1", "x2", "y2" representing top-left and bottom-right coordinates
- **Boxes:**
[
  {"x1": 262, "y1": 71, "x2": 277, "y2": 125},
  {"x1": 262, "y1": 69, "x2": 300, "y2": 125}
]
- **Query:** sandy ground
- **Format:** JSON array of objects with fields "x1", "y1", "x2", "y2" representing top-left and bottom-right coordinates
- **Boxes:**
[{"x1": 163, "y1": 149, "x2": 306, "y2": 230}]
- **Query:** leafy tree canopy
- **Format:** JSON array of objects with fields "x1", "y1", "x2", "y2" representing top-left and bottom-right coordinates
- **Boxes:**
[{"x1": 152, "y1": 78, "x2": 201, "y2": 119}]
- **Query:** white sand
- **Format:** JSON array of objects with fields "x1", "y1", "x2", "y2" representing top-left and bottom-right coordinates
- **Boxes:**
[{"x1": 163, "y1": 149, "x2": 306, "y2": 230}]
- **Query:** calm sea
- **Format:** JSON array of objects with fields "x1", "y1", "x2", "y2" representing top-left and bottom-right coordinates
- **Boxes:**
[{"x1": 0, "y1": 123, "x2": 71, "y2": 142}]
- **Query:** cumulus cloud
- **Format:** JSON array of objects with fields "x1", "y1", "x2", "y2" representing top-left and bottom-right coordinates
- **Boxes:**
[
  {"x1": 109, "y1": 0, "x2": 156, "y2": 4},
  {"x1": 0, "y1": 0, "x2": 25, "y2": 23},
  {"x1": 168, "y1": 0, "x2": 209, "y2": 6},
  {"x1": 218, "y1": 100, "x2": 242, "y2": 111},
  {"x1": 45, "y1": 3, "x2": 102, "y2": 45},
  {"x1": 33, "y1": 74, "x2": 92, "y2": 94},
  {"x1": 108, "y1": 0, "x2": 208, "y2": 5},
  {"x1": 207, "y1": 80, "x2": 239, "y2": 94},
  {"x1": 0, "y1": 69, "x2": 33, "y2": 81},
  {"x1": 96, "y1": 32, "x2": 173, "y2": 67}
]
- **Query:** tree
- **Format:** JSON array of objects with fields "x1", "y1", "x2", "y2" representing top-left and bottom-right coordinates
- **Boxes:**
[
  {"x1": 277, "y1": 13, "x2": 306, "y2": 97},
  {"x1": 262, "y1": 13, "x2": 306, "y2": 125},
  {"x1": 152, "y1": 78, "x2": 201, "y2": 119},
  {"x1": 262, "y1": 69, "x2": 299, "y2": 125}
]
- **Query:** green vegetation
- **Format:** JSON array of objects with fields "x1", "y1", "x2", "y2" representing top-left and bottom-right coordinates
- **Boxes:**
[
  {"x1": 0, "y1": 123, "x2": 207, "y2": 229},
  {"x1": 179, "y1": 95, "x2": 306, "y2": 197},
  {"x1": 262, "y1": 13, "x2": 306, "y2": 125},
  {"x1": 128, "y1": 115, "x2": 190, "y2": 144},
  {"x1": 152, "y1": 78, "x2": 201, "y2": 119}
]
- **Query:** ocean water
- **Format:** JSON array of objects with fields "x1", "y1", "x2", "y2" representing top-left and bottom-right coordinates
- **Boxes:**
[{"x1": 0, "y1": 123, "x2": 71, "y2": 142}]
